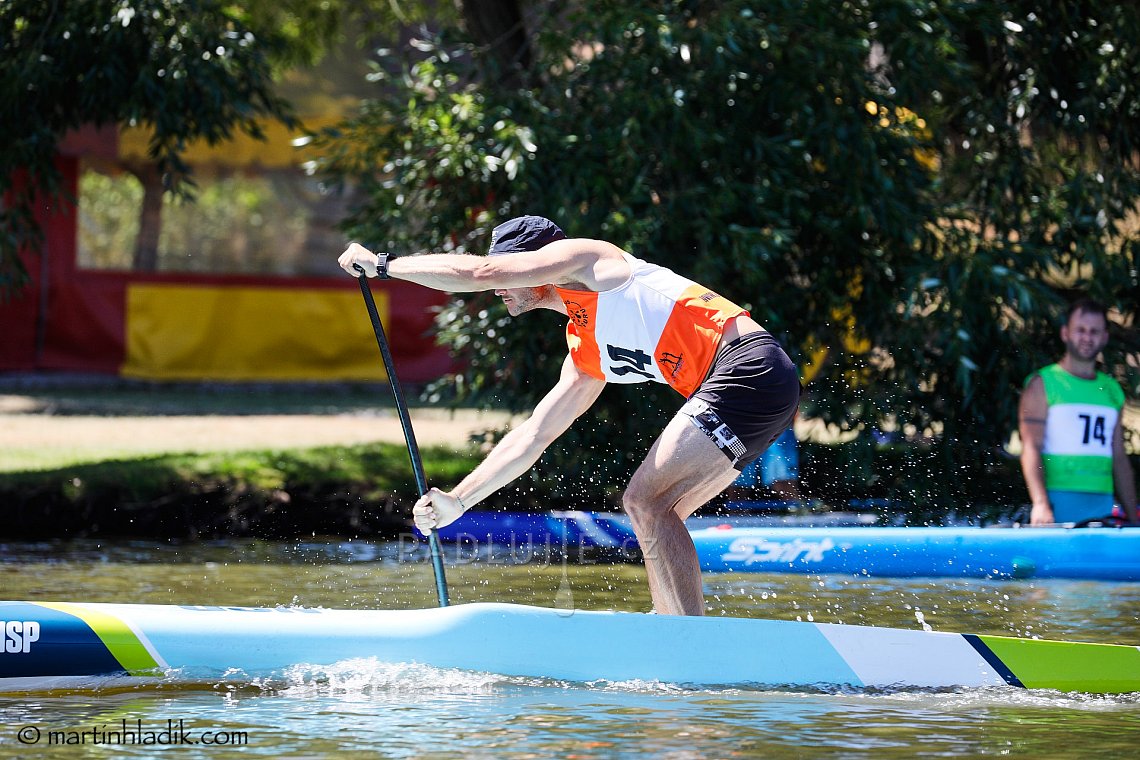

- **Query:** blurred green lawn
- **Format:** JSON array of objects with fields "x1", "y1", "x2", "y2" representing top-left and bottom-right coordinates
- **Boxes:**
[{"x1": 0, "y1": 379, "x2": 508, "y2": 473}]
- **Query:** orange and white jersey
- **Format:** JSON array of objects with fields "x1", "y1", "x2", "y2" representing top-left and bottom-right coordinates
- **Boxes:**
[{"x1": 554, "y1": 254, "x2": 748, "y2": 397}]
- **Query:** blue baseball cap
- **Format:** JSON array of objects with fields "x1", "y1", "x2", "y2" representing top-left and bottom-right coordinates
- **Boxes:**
[{"x1": 488, "y1": 216, "x2": 566, "y2": 256}]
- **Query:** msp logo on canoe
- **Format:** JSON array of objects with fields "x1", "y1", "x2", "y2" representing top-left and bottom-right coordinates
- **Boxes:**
[
  {"x1": 722, "y1": 537, "x2": 836, "y2": 565},
  {"x1": 2, "y1": 620, "x2": 40, "y2": 653},
  {"x1": 0, "y1": 602, "x2": 162, "y2": 679}
]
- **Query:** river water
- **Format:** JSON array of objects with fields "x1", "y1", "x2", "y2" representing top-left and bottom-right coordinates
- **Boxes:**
[{"x1": 1, "y1": 538, "x2": 1138, "y2": 758}]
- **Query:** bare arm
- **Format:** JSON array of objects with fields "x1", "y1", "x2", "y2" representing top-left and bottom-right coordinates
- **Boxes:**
[
  {"x1": 412, "y1": 356, "x2": 606, "y2": 531},
  {"x1": 1018, "y1": 375, "x2": 1053, "y2": 525},
  {"x1": 1112, "y1": 419, "x2": 1138, "y2": 522},
  {"x1": 338, "y1": 239, "x2": 629, "y2": 292}
]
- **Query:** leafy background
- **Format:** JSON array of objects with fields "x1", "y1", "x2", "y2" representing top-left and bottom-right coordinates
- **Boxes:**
[
  {"x1": 3, "y1": 0, "x2": 1137, "y2": 518},
  {"x1": 317, "y1": 0, "x2": 1139, "y2": 515}
]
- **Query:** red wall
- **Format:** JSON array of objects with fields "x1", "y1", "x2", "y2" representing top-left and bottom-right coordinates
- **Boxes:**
[{"x1": 0, "y1": 157, "x2": 453, "y2": 382}]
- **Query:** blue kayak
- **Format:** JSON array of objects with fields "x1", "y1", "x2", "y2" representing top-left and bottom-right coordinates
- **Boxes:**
[
  {"x1": 691, "y1": 526, "x2": 1140, "y2": 580},
  {"x1": 433, "y1": 510, "x2": 877, "y2": 548},
  {"x1": 434, "y1": 510, "x2": 636, "y2": 548},
  {"x1": 433, "y1": 512, "x2": 1140, "y2": 580}
]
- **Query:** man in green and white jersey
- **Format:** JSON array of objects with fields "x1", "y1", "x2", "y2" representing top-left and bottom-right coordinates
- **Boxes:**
[{"x1": 1019, "y1": 299, "x2": 1137, "y2": 526}]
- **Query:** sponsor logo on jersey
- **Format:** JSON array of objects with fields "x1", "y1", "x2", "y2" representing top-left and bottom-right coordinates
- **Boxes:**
[
  {"x1": 658, "y1": 351, "x2": 684, "y2": 378},
  {"x1": 565, "y1": 301, "x2": 590, "y2": 327}
]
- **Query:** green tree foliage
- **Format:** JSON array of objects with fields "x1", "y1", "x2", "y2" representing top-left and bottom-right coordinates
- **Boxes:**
[
  {"x1": 0, "y1": 0, "x2": 303, "y2": 293},
  {"x1": 871, "y1": 1, "x2": 1140, "y2": 508},
  {"x1": 322, "y1": 0, "x2": 1139, "y2": 510}
]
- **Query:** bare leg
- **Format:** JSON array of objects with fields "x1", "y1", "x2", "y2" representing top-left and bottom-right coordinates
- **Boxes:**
[
  {"x1": 623, "y1": 414, "x2": 740, "y2": 616},
  {"x1": 673, "y1": 469, "x2": 740, "y2": 522}
]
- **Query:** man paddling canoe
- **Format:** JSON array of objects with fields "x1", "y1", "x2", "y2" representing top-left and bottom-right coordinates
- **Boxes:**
[{"x1": 339, "y1": 216, "x2": 800, "y2": 615}]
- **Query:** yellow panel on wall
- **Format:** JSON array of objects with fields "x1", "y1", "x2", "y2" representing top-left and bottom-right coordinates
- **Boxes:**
[
  {"x1": 122, "y1": 283, "x2": 388, "y2": 382},
  {"x1": 117, "y1": 117, "x2": 338, "y2": 169}
]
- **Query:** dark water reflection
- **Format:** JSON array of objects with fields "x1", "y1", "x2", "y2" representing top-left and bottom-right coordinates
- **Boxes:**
[{"x1": 2, "y1": 539, "x2": 1139, "y2": 757}]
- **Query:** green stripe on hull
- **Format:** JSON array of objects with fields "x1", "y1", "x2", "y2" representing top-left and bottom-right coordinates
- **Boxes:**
[
  {"x1": 36, "y1": 602, "x2": 162, "y2": 675},
  {"x1": 978, "y1": 635, "x2": 1140, "y2": 694}
]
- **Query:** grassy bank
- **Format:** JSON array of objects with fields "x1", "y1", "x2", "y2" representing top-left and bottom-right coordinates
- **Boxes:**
[
  {"x1": 0, "y1": 433, "x2": 1050, "y2": 541},
  {"x1": 0, "y1": 380, "x2": 511, "y2": 540},
  {"x1": 3, "y1": 379, "x2": 1132, "y2": 538},
  {"x1": 0, "y1": 380, "x2": 514, "y2": 473},
  {"x1": 0, "y1": 442, "x2": 481, "y2": 540}
]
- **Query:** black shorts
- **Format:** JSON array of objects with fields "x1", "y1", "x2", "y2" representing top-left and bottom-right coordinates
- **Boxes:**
[{"x1": 679, "y1": 331, "x2": 800, "y2": 470}]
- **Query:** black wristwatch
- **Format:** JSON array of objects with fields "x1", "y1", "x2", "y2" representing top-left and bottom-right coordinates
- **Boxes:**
[{"x1": 376, "y1": 252, "x2": 392, "y2": 279}]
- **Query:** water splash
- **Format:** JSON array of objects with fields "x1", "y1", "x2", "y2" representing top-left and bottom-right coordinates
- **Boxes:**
[
  {"x1": 274, "y1": 659, "x2": 503, "y2": 697},
  {"x1": 554, "y1": 548, "x2": 575, "y2": 615}
]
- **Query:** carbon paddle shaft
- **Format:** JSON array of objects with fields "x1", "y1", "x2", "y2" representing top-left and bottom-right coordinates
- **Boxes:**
[{"x1": 355, "y1": 271, "x2": 450, "y2": 607}]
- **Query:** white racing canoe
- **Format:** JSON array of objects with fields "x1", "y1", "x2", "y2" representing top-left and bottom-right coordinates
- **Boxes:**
[{"x1": 2, "y1": 600, "x2": 1139, "y2": 694}]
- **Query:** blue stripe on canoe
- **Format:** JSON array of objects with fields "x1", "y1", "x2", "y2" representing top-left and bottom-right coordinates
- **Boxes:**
[{"x1": 963, "y1": 634, "x2": 1025, "y2": 688}]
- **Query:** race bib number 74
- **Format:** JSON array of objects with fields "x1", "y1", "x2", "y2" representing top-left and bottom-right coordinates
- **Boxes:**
[{"x1": 1043, "y1": 403, "x2": 1118, "y2": 456}]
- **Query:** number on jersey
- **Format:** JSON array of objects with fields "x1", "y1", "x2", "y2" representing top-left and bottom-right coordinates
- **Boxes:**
[
  {"x1": 1078, "y1": 414, "x2": 1107, "y2": 446},
  {"x1": 606, "y1": 345, "x2": 655, "y2": 380}
]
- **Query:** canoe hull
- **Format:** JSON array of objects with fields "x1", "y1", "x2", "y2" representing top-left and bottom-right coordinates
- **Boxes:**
[{"x1": 2, "y1": 601, "x2": 1138, "y2": 694}]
